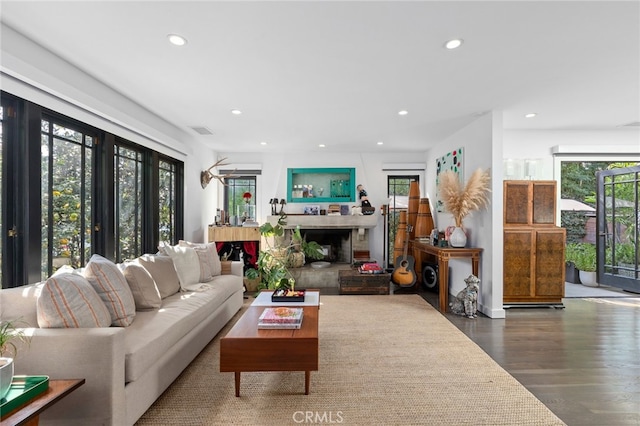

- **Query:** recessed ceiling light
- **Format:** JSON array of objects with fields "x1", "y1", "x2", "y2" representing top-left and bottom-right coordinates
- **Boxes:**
[
  {"x1": 398, "y1": 110, "x2": 409, "y2": 116},
  {"x1": 167, "y1": 34, "x2": 187, "y2": 46},
  {"x1": 525, "y1": 113, "x2": 537, "y2": 118},
  {"x1": 377, "y1": 141, "x2": 384, "y2": 145},
  {"x1": 231, "y1": 109, "x2": 242, "y2": 115},
  {"x1": 444, "y1": 39, "x2": 463, "y2": 50},
  {"x1": 260, "y1": 141, "x2": 267, "y2": 146},
  {"x1": 319, "y1": 144, "x2": 326, "y2": 148}
]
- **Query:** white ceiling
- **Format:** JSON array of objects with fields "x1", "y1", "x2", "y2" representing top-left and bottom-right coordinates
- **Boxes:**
[{"x1": 1, "y1": 1, "x2": 639, "y2": 153}]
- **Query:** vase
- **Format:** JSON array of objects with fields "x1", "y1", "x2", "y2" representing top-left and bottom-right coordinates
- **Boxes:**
[
  {"x1": 579, "y1": 270, "x2": 598, "y2": 287},
  {"x1": 0, "y1": 357, "x2": 14, "y2": 399},
  {"x1": 449, "y1": 227, "x2": 467, "y2": 248}
]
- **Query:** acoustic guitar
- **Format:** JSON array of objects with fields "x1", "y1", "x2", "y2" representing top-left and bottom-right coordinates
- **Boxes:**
[{"x1": 392, "y1": 225, "x2": 417, "y2": 287}]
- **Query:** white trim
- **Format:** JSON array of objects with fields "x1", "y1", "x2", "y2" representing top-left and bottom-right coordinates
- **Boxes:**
[
  {"x1": 552, "y1": 145, "x2": 640, "y2": 155},
  {"x1": 381, "y1": 162, "x2": 425, "y2": 171}
]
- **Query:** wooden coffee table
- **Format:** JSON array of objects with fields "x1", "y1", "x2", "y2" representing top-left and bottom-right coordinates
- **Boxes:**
[{"x1": 220, "y1": 291, "x2": 319, "y2": 397}]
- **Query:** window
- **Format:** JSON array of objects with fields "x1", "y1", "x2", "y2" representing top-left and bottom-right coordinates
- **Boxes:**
[
  {"x1": 1, "y1": 91, "x2": 184, "y2": 288},
  {"x1": 159, "y1": 157, "x2": 178, "y2": 243},
  {"x1": 224, "y1": 176, "x2": 256, "y2": 225},
  {"x1": 387, "y1": 175, "x2": 419, "y2": 267},
  {"x1": 41, "y1": 118, "x2": 95, "y2": 278},
  {"x1": 114, "y1": 143, "x2": 143, "y2": 262}
]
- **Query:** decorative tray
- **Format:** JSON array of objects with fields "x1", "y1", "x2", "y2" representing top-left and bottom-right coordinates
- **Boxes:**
[
  {"x1": 1, "y1": 375, "x2": 50, "y2": 414},
  {"x1": 271, "y1": 289, "x2": 306, "y2": 302}
]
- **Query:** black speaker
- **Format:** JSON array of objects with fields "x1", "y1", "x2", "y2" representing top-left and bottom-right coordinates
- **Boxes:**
[{"x1": 422, "y1": 263, "x2": 439, "y2": 292}]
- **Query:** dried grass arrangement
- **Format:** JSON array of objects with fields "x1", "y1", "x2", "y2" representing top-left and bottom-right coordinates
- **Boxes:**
[{"x1": 439, "y1": 168, "x2": 491, "y2": 227}]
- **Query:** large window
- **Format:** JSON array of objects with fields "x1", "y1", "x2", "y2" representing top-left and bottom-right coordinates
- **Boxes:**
[
  {"x1": 114, "y1": 143, "x2": 143, "y2": 262},
  {"x1": 1, "y1": 92, "x2": 184, "y2": 288},
  {"x1": 224, "y1": 176, "x2": 257, "y2": 225},
  {"x1": 41, "y1": 119, "x2": 95, "y2": 278}
]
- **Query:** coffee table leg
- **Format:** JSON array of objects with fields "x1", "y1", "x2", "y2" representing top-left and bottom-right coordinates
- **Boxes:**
[
  {"x1": 235, "y1": 372, "x2": 241, "y2": 397},
  {"x1": 305, "y1": 371, "x2": 310, "y2": 395}
]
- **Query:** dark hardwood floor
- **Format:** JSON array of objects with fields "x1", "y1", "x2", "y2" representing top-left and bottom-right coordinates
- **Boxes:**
[{"x1": 418, "y1": 289, "x2": 640, "y2": 426}]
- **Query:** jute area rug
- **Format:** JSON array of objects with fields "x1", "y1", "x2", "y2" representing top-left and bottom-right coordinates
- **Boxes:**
[{"x1": 136, "y1": 295, "x2": 565, "y2": 425}]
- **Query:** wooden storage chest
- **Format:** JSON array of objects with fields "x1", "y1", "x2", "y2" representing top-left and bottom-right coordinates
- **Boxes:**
[{"x1": 339, "y1": 269, "x2": 390, "y2": 295}]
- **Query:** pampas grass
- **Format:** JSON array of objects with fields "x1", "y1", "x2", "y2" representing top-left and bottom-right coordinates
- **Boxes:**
[{"x1": 439, "y1": 168, "x2": 491, "y2": 227}]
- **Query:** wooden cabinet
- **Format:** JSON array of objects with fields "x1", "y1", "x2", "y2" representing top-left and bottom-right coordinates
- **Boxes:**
[
  {"x1": 503, "y1": 228, "x2": 566, "y2": 304},
  {"x1": 503, "y1": 180, "x2": 565, "y2": 305},
  {"x1": 504, "y1": 180, "x2": 556, "y2": 226},
  {"x1": 208, "y1": 226, "x2": 260, "y2": 243}
]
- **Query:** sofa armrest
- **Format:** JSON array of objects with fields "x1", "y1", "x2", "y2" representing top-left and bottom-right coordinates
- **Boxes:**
[
  {"x1": 221, "y1": 260, "x2": 243, "y2": 277},
  {"x1": 15, "y1": 327, "x2": 126, "y2": 425}
]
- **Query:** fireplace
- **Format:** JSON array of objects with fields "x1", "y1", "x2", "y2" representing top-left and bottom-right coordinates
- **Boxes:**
[
  {"x1": 270, "y1": 214, "x2": 377, "y2": 264},
  {"x1": 299, "y1": 229, "x2": 351, "y2": 263}
]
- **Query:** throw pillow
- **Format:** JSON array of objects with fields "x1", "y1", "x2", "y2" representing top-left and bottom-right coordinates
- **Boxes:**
[
  {"x1": 160, "y1": 243, "x2": 201, "y2": 290},
  {"x1": 83, "y1": 254, "x2": 136, "y2": 327},
  {"x1": 138, "y1": 254, "x2": 181, "y2": 298},
  {"x1": 123, "y1": 260, "x2": 162, "y2": 310},
  {"x1": 37, "y1": 273, "x2": 112, "y2": 328},
  {"x1": 179, "y1": 241, "x2": 222, "y2": 281}
]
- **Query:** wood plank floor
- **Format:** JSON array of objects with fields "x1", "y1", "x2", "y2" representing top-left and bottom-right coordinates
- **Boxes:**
[{"x1": 418, "y1": 290, "x2": 640, "y2": 426}]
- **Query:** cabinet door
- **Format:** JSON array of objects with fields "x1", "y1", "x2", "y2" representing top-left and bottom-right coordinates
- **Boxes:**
[
  {"x1": 503, "y1": 229, "x2": 534, "y2": 299},
  {"x1": 504, "y1": 181, "x2": 531, "y2": 225},
  {"x1": 534, "y1": 228, "x2": 566, "y2": 298},
  {"x1": 532, "y1": 182, "x2": 556, "y2": 225}
]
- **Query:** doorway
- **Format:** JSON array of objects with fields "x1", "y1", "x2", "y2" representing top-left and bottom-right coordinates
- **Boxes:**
[{"x1": 597, "y1": 165, "x2": 640, "y2": 292}]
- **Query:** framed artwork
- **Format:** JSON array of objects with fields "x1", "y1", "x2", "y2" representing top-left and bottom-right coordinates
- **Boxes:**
[{"x1": 435, "y1": 147, "x2": 464, "y2": 212}]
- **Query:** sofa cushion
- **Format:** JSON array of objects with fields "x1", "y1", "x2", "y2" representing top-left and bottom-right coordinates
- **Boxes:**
[
  {"x1": 160, "y1": 243, "x2": 201, "y2": 290},
  {"x1": 138, "y1": 255, "x2": 181, "y2": 298},
  {"x1": 37, "y1": 273, "x2": 112, "y2": 328},
  {"x1": 123, "y1": 260, "x2": 162, "y2": 310},
  {"x1": 179, "y1": 241, "x2": 222, "y2": 280},
  {"x1": 122, "y1": 274, "x2": 243, "y2": 382},
  {"x1": 84, "y1": 254, "x2": 136, "y2": 327}
]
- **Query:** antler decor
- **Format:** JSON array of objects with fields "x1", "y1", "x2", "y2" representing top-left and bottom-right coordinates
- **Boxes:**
[{"x1": 200, "y1": 157, "x2": 237, "y2": 189}]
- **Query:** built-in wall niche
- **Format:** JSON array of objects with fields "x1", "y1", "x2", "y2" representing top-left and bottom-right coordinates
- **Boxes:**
[{"x1": 287, "y1": 168, "x2": 356, "y2": 203}]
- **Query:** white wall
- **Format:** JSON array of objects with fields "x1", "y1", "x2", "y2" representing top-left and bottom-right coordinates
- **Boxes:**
[
  {"x1": 426, "y1": 112, "x2": 505, "y2": 318},
  {"x1": 217, "y1": 151, "x2": 427, "y2": 265}
]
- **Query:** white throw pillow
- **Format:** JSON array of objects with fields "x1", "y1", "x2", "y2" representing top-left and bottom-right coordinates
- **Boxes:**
[
  {"x1": 84, "y1": 254, "x2": 136, "y2": 327},
  {"x1": 123, "y1": 260, "x2": 162, "y2": 310},
  {"x1": 138, "y1": 254, "x2": 181, "y2": 298},
  {"x1": 179, "y1": 241, "x2": 222, "y2": 281},
  {"x1": 37, "y1": 273, "x2": 112, "y2": 328},
  {"x1": 160, "y1": 243, "x2": 202, "y2": 290}
]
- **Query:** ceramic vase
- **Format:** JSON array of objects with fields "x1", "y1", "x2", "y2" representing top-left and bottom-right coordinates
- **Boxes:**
[
  {"x1": 449, "y1": 227, "x2": 467, "y2": 248},
  {"x1": 0, "y1": 357, "x2": 14, "y2": 399}
]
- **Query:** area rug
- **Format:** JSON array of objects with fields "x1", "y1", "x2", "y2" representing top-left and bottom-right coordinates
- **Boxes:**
[{"x1": 136, "y1": 295, "x2": 565, "y2": 425}]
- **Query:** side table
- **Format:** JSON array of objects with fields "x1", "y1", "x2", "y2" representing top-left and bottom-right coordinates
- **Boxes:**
[{"x1": 1, "y1": 379, "x2": 85, "y2": 426}]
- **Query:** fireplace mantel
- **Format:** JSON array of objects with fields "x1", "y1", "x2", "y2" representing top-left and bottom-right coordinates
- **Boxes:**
[{"x1": 267, "y1": 215, "x2": 377, "y2": 229}]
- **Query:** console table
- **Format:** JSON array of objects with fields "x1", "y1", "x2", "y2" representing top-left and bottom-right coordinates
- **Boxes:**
[{"x1": 411, "y1": 240, "x2": 482, "y2": 313}]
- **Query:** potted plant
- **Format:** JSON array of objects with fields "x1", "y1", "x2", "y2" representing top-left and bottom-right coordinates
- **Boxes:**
[
  {"x1": 565, "y1": 243, "x2": 582, "y2": 284},
  {"x1": 0, "y1": 319, "x2": 31, "y2": 399},
  {"x1": 573, "y1": 243, "x2": 597, "y2": 287}
]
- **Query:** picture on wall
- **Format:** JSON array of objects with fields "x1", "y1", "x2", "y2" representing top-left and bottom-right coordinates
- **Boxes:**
[{"x1": 435, "y1": 147, "x2": 464, "y2": 212}]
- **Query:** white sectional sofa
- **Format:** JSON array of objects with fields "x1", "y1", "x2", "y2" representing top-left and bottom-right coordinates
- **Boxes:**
[{"x1": 0, "y1": 247, "x2": 244, "y2": 425}]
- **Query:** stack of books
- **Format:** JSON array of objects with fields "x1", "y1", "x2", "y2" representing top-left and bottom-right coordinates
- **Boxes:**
[
  {"x1": 258, "y1": 307, "x2": 304, "y2": 329},
  {"x1": 358, "y1": 262, "x2": 385, "y2": 274}
]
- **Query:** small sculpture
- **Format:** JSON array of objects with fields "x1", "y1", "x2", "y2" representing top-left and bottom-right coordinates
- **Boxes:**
[{"x1": 449, "y1": 274, "x2": 480, "y2": 318}]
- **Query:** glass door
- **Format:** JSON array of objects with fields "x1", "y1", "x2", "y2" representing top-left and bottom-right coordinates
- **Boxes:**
[{"x1": 597, "y1": 165, "x2": 640, "y2": 292}]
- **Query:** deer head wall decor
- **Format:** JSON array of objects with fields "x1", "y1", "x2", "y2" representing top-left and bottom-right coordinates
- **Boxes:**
[{"x1": 200, "y1": 157, "x2": 237, "y2": 189}]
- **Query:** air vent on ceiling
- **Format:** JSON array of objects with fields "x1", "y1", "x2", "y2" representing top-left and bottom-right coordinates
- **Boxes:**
[
  {"x1": 190, "y1": 126, "x2": 214, "y2": 135},
  {"x1": 620, "y1": 121, "x2": 640, "y2": 127}
]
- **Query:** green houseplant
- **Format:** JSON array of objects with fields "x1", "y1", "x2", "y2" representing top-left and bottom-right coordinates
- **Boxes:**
[
  {"x1": 573, "y1": 243, "x2": 597, "y2": 286},
  {"x1": 0, "y1": 319, "x2": 31, "y2": 399},
  {"x1": 564, "y1": 243, "x2": 582, "y2": 284},
  {"x1": 245, "y1": 214, "x2": 324, "y2": 291}
]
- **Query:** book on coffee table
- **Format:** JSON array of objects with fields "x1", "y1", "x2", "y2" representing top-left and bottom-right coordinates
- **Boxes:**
[{"x1": 258, "y1": 307, "x2": 303, "y2": 329}]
